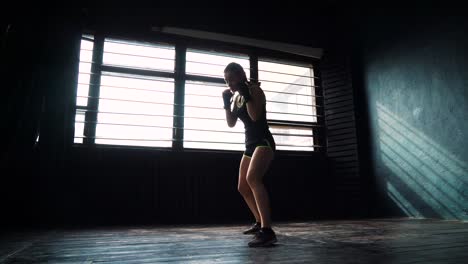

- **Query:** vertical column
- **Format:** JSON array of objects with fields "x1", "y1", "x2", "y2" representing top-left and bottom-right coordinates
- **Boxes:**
[
  {"x1": 83, "y1": 34, "x2": 104, "y2": 145},
  {"x1": 172, "y1": 44, "x2": 186, "y2": 150}
]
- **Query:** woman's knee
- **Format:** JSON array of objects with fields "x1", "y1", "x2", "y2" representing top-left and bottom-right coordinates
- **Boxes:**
[
  {"x1": 238, "y1": 181, "x2": 251, "y2": 196},
  {"x1": 246, "y1": 171, "x2": 262, "y2": 188}
]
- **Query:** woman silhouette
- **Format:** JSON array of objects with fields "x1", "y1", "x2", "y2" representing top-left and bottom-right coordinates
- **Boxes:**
[{"x1": 222, "y1": 62, "x2": 277, "y2": 247}]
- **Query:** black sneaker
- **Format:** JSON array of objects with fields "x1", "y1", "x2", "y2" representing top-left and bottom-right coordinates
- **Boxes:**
[
  {"x1": 243, "y1": 222, "x2": 261, "y2": 235},
  {"x1": 248, "y1": 228, "x2": 277, "y2": 247}
]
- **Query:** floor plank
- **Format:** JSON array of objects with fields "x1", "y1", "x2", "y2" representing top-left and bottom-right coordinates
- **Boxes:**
[{"x1": 1, "y1": 218, "x2": 467, "y2": 263}]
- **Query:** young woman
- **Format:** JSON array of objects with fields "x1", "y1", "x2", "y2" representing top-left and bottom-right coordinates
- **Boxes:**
[{"x1": 222, "y1": 62, "x2": 277, "y2": 247}]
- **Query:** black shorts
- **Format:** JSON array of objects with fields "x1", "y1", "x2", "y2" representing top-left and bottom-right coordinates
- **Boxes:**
[{"x1": 243, "y1": 137, "x2": 276, "y2": 158}]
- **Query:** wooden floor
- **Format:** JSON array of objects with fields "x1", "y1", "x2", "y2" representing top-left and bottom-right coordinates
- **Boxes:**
[{"x1": 1, "y1": 218, "x2": 467, "y2": 263}]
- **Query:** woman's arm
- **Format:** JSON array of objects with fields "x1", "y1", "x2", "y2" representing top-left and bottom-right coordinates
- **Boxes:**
[
  {"x1": 245, "y1": 83, "x2": 266, "y2": 122},
  {"x1": 222, "y1": 89, "x2": 238, "y2": 127},
  {"x1": 225, "y1": 106, "x2": 238, "y2": 127}
]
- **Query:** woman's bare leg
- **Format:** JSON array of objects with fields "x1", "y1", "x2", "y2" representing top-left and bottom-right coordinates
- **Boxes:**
[
  {"x1": 238, "y1": 154, "x2": 261, "y2": 222},
  {"x1": 246, "y1": 147, "x2": 274, "y2": 228}
]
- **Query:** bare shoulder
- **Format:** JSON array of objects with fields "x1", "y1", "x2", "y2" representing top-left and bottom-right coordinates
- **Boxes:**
[{"x1": 250, "y1": 84, "x2": 266, "y2": 104}]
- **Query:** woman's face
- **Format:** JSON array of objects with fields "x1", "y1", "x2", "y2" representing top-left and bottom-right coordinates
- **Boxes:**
[{"x1": 224, "y1": 71, "x2": 245, "y2": 92}]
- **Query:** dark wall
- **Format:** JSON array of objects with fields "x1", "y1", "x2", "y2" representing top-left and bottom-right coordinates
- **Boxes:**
[
  {"x1": 2, "y1": 9, "x2": 83, "y2": 228},
  {"x1": 2, "y1": 8, "x2": 344, "y2": 228},
  {"x1": 35, "y1": 147, "x2": 331, "y2": 227},
  {"x1": 352, "y1": 10, "x2": 468, "y2": 220}
]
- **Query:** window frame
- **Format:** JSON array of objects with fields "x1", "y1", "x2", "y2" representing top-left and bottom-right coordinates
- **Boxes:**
[{"x1": 72, "y1": 30, "x2": 325, "y2": 155}]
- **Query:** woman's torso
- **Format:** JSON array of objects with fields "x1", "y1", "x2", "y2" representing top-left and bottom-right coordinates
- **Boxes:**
[{"x1": 234, "y1": 93, "x2": 274, "y2": 145}]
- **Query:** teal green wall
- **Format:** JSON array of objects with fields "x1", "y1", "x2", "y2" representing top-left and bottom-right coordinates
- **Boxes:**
[{"x1": 359, "y1": 14, "x2": 468, "y2": 220}]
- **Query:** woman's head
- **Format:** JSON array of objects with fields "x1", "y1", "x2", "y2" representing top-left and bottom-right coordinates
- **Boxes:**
[{"x1": 224, "y1": 62, "x2": 247, "y2": 92}]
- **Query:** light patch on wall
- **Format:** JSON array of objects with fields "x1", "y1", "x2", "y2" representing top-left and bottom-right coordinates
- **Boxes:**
[
  {"x1": 387, "y1": 181, "x2": 423, "y2": 218},
  {"x1": 377, "y1": 101, "x2": 468, "y2": 220},
  {"x1": 412, "y1": 107, "x2": 423, "y2": 119}
]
